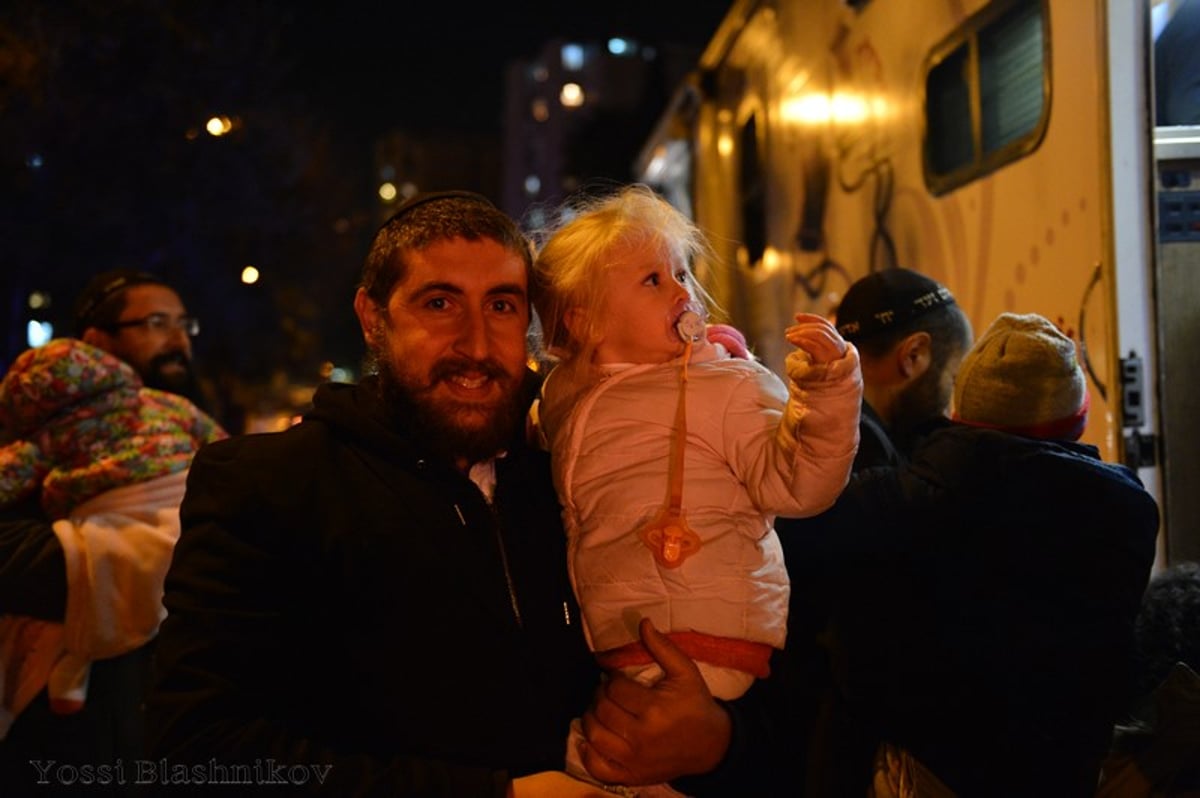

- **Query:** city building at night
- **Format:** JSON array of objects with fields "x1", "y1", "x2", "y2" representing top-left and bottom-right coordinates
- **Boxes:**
[{"x1": 500, "y1": 36, "x2": 697, "y2": 228}]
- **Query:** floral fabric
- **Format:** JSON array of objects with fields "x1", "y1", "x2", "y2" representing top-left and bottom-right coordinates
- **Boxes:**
[{"x1": 0, "y1": 338, "x2": 225, "y2": 518}]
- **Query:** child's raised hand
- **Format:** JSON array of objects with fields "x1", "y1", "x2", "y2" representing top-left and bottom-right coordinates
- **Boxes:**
[{"x1": 785, "y1": 313, "x2": 847, "y2": 365}]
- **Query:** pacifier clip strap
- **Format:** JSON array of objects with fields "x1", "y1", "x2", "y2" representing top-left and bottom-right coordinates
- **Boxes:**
[
  {"x1": 637, "y1": 340, "x2": 702, "y2": 568},
  {"x1": 667, "y1": 340, "x2": 691, "y2": 513}
]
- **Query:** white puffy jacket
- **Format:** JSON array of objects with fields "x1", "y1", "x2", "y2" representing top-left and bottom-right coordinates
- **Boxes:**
[{"x1": 540, "y1": 341, "x2": 861, "y2": 658}]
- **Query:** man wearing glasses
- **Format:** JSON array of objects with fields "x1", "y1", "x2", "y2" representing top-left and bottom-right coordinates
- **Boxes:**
[
  {"x1": 0, "y1": 268, "x2": 210, "y2": 796},
  {"x1": 74, "y1": 268, "x2": 204, "y2": 404}
]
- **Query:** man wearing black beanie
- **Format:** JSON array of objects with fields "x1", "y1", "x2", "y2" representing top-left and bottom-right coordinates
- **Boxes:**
[
  {"x1": 770, "y1": 268, "x2": 973, "y2": 795},
  {"x1": 830, "y1": 267, "x2": 973, "y2": 468}
]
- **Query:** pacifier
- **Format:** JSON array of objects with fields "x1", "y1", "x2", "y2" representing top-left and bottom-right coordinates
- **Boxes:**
[
  {"x1": 637, "y1": 509, "x2": 702, "y2": 569},
  {"x1": 675, "y1": 308, "x2": 706, "y2": 343}
]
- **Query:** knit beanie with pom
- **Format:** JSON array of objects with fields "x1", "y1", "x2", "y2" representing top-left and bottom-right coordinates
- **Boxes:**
[{"x1": 952, "y1": 312, "x2": 1089, "y2": 440}]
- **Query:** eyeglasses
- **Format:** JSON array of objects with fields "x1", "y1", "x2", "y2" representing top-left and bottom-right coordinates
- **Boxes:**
[{"x1": 108, "y1": 313, "x2": 200, "y2": 337}]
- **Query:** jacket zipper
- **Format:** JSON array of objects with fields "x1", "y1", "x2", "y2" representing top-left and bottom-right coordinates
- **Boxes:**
[
  {"x1": 491, "y1": 512, "x2": 523, "y2": 629},
  {"x1": 456, "y1": 501, "x2": 522, "y2": 628}
]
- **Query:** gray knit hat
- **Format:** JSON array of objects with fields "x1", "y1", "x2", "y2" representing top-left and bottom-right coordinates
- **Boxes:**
[{"x1": 952, "y1": 312, "x2": 1089, "y2": 440}]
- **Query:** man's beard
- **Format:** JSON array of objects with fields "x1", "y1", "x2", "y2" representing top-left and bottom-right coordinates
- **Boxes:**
[
  {"x1": 890, "y1": 361, "x2": 951, "y2": 454},
  {"x1": 143, "y1": 351, "x2": 201, "y2": 401},
  {"x1": 372, "y1": 345, "x2": 529, "y2": 466}
]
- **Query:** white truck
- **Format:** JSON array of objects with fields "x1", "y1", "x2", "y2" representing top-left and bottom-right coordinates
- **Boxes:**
[{"x1": 636, "y1": 0, "x2": 1197, "y2": 565}]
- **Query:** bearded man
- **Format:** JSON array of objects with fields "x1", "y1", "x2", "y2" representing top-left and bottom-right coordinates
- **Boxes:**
[
  {"x1": 75, "y1": 268, "x2": 206, "y2": 404},
  {"x1": 147, "y1": 192, "x2": 736, "y2": 797},
  {"x1": 768, "y1": 267, "x2": 975, "y2": 796},
  {"x1": 0, "y1": 268, "x2": 217, "y2": 797},
  {"x1": 829, "y1": 268, "x2": 973, "y2": 469}
]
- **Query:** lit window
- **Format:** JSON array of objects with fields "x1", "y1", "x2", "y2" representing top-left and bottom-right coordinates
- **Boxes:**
[
  {"x1": 27, "y1": 320, "x2": 52, "y2": 348},
  {"x1": 206, "y1": 116, "x2": 233, "y2": 137},
  {"x1": 608, "y1": 38, "x2": 633, "y2": 56},
  {"x1": 561, "y1": 43, "x2": 584, "y2": 71},
  {"x1": 560, "y1": 83, "x2": 585, "y2": 108}
]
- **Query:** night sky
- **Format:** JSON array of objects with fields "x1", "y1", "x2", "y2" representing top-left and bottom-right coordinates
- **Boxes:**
[
  {"x1": 1, "y1": 1, "x2": 732, "y2": 418},
  {"x1": 289, "y1": 3, "x2": 733, "y2": 145}
]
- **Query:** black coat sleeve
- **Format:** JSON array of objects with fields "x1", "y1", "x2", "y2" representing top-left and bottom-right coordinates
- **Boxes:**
[{"x1": 0, "y1": 495, "x2": 66, "y2": 620}]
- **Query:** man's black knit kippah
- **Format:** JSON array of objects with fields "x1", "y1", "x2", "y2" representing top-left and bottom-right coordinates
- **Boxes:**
[
  {"x1": 73, "y1": 268, "x2": 167, "y2": 336},
  {"x1": 835, "y1": 268, "x2": 956, "y2": 343},
  {"x1": 380, "y1": 190, "x2": 496, "y2": 228}
]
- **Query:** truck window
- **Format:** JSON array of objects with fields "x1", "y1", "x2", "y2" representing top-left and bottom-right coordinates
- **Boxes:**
[
  {"x1": 924, "y1": 0, "x2": 1048, "y2": 194},
  {"x1": 740, "y1": 112, "x2": 767, "y2": 266}
]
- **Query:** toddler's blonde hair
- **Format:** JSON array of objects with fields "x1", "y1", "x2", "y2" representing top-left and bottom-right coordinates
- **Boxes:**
[{"x1": 532, "y1": 184, "x2": 718, "y2": 380}]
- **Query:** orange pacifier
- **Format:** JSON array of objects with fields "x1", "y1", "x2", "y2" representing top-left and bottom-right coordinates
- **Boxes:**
[{"x1": 637, "y1": 507, "x2": 702, "y2": 568}]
